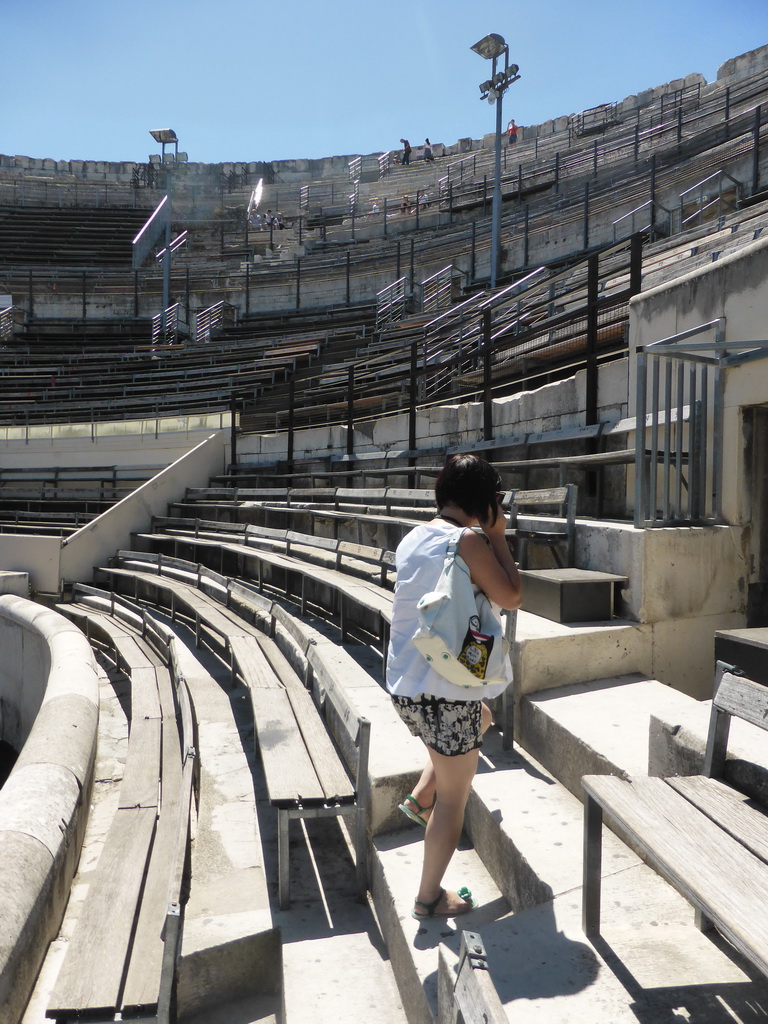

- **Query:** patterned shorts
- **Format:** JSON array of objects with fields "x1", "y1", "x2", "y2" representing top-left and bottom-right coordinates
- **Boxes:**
[{"x1": 391, "y1": 694, "x2": 483, "y2": 757}]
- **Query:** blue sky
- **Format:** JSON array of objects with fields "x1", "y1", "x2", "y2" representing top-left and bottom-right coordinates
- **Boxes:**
[{"x1": 4, "y1": 0, "x2": 768, "y2": 165}]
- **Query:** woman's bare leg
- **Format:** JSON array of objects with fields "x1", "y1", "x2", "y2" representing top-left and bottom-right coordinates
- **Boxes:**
[
  {"x1": 407, "y1": 702, "x2": 492, "y2": 826},
  {"x1": 413, "y1": 745, "x2": 480, "y2": 916}
]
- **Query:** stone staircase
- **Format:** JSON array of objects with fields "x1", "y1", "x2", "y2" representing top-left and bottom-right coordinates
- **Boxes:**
[{"x1": 370, "y1": 659, "x2": 768, "y2": 1023}]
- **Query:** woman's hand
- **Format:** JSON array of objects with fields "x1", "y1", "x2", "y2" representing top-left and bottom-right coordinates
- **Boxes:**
[
  {"x1": 459, "y1": 499, "x2": 521, "y2": 611},
  {"x1": 478, "y1": 493, "x2": 508, "y2": 540}
]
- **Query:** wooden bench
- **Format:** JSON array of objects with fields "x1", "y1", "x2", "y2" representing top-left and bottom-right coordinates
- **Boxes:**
[
  {"x1": 47, "y1": 603, "x2": 194, "y2": 1024},
  {"x1": 234, "y1": 627, "x2": 371, "y2": 909},
  {"x1": 583, "y1": 661, "x2": 768, "y2": 977},
  {"x1": 89, "y1": 560, "x2": 371, "y2": 913},
  {"x1": 507, "y1": 485, "x2": 577, "y2": 568},
  {"x1": 132, "y1": 529, "x2": 395, "y2": 670}
]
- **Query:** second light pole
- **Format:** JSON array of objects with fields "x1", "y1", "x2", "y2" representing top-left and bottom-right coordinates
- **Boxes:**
[{"x1": 471, "y1": 33, "x2": 520, "y2": 289}]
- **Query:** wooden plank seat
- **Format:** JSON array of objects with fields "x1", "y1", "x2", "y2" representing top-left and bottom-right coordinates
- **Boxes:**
[
  {"x1": 128, "y1": 535, "x2": 394, "y2": 666},
  {"x1": 142, "y1": 521, "x2": 397, "y2": 589},
  {"x1": 47, "y1": 603, "x2": 194, "y2": 1023},
  {"x1": 507, "y1": 484, "x2": 577, "y2": 568},
  {"x1": 231, "y1": 629, "x2": 370, "y2": 909},
  {"x1": 85, "y1": 571, "x2": 370, "y2": 914},
  {"x1": 94, "y1": 560, "x2": 255, "y2": 659},
  {"x1": 583, "y1": 661, "x2": 768, "y2": 979}
]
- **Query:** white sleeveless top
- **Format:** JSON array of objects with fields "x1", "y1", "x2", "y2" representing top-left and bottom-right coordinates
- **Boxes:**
[{"x1": 386, "y1": 519, "x2": 511, "y2": 701}]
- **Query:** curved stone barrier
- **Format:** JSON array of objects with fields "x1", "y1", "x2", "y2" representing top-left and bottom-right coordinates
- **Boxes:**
[{"x1": 0, "y1": 594, "x2": 99, "y2": 1023}]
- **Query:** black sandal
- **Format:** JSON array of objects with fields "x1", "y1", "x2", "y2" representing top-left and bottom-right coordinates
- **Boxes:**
[{"x1": 411, "y1": 886, "x2": 476, "y2": 919}]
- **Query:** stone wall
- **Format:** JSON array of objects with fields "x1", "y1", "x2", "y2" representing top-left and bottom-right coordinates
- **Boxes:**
[{"x1": 0, "y1": 596, "x2": 99, "y2": 1023}]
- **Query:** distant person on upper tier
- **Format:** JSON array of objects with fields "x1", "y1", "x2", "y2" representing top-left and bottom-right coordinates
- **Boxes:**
[
  {"x1": 275, "y1": 212, "x2": 285, "y2": 229},
  {"x1": 423, "y1": 138, "x2": 434, "y2": 162},
  {"x1": 507, "y1": 119, "x2": 519, "y2": 145},
  {"x1": 400, "y1": 138, "x2": 412, "y2": 165}
]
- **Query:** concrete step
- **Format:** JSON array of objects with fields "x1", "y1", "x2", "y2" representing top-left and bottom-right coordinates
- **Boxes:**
[
  {"x1": 372, "y1": 727, "x2": 768, "y2": 1024},
  {"x1": 436, "y1": 860, "x2": 768, "y2": 1023},
  {"x1": 514, "y1": 609, "x2": 650, "y2": 697},
  {"x1": 518, "y1": 673, "x2": 697, "y2": 798},
  {"x1": 179, "y1": 994, "x2": 280, "y2": 1024}
]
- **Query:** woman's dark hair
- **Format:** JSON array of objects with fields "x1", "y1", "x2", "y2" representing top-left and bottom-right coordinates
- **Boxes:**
[{"x1": 435, "y1": 454, "x2": 502, "y2": 524}]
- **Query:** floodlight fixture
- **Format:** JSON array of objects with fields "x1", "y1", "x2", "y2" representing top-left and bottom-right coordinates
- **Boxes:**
[
  {"x1": 471, "y1": 33, "x2": 507, "y2": 60},
  {"x1": 149, "y1": 129, "x2": 177, "y2": 144},
  {"x1": 149, "y1": 129, "x2": 179, "y2": 162}
]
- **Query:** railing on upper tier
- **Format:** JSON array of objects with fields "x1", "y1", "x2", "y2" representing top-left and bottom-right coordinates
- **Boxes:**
[
  {"x1": 151, "y1": 302, "x2": 186, "y2": 349},
  {"x1": 420, "y1": 266, "x2": 459, "y2": 314},
  {"x1": 613, "y1": 199, "x2": 673, "y2": 243},
  {"x1": 195, "y1": 301, "x2": 237, "y2": 344},
  {"x1": 0, "y1": 306, "x2": 23, "y2": 344},
  {"x1": 679, "y1": 170, "x2": 743, "y2": 230},
  {"x1": 375, "y1": 277, "x2": 408, "y2": 329},
  {"x1": 634, "y1": 319, "x2": 768, "y2": 527}
]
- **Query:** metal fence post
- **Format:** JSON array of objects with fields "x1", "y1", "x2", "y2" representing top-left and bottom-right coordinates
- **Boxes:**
[
  {"x1": 482, "y1": 309, "x2": 493, "y2": 442},
  {"x1": 753, "y1": 105, "x2": 762, "y2": 196},
  {"x1": 347, "y1": 365, "x2": 355, "y2": 457},
  {"x1": 409, "y1": 340, "x2": 418, "y2": 453}
]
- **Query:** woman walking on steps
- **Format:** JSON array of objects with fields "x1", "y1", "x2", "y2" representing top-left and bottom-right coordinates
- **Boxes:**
[{"x1": 386, "y1": 454, "x2": 521, "y2": 919}]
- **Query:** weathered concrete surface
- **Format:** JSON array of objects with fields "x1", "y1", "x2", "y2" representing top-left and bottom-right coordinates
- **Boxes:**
[
  {"x1": 519, "y1": 673, "x2": 697, "y2": 799},
  {"x1": 0, "y1": 571, "x2": 28, "y2": 597},
  {"x1": 0, "y1": 595, "x2": 98, "y2": 1024},
  {"x1": 171, "y1": 635, "x2": 280, "y2": 1018}
]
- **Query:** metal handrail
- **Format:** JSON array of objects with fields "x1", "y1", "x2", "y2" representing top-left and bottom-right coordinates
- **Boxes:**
[
  {"x1": 679, "y1": 169, "x2": 744, "y2": 230},
  {"x1": 195, "y1": 301, "x2": 237, "y2": 344}
]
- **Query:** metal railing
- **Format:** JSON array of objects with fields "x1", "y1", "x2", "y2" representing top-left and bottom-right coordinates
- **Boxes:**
[
  {"x1": 348, "y1": 157, "x2": 362, "y2": 182},
  {"x1": 151, "y1": 303, "x2": 185, "y2": 349},
  {"x1": 612, "y1": 199, "x2": 673, "y2": 242},
  {"x1": 0, "y1": 306, "x2": 21, "y2": 344},
  {"x1": 421, "y1": 266, "x2": 458, "y2": 314},
  {"x1": 679, "y1": 170, "x2": 743, "y2": 230},
  {"x1": 194, "y1": 301, "x2": 237, "y2": 344},
  {"x1": 132, "y1": 195, "x2": 170, "y2": 270},
  {"x1": 633, "y1": 318, "x2": 768, "y2": 527},
  {"x1": 375, "y1": 277, "x2": 408, "y2": 329},
  {"x1": 377, "y1": 152, "x2": 394, "y2": 178}
]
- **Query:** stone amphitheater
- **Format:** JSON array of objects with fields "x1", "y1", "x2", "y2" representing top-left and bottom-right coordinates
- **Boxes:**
[{"x1": 3, "y1": 40, "x2": 768, "y2": 1024}]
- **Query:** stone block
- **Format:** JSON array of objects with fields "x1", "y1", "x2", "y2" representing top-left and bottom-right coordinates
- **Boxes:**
[
  {"x1": 0, "y1": 572, "x2": 27, "y2": 597},
  {"x1": 649, "y1": 700, "x2": 768, "y2": 806}
]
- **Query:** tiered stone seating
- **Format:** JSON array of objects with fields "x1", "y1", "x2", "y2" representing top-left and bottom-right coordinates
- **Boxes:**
[{"x1": 5, "y1": 43, "x2": 768, "y2": 1024}]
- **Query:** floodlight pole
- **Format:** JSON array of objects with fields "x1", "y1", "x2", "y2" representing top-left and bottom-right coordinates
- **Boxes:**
[
  {"x1": 471, "y1": 34, "x2": 520, "y2": 290},
  {"x1": 490, "y1": 53, "x2": 504, "y2": 290}
]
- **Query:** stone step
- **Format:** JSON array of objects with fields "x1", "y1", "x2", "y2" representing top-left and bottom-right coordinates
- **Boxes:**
[
  {"x1": 372, "y1": 726, "x2": 768, "y2": 1024},
  {"x1": 513, "y1": 609, "x2": 650, "y2": 697},
  {"x1": 518, "y1": 673, "x2": 697, "y2": 798},
  {"x1": 436, "y1": 860, "x2": 768, "y2": 1023},
  {"x1": 178, "y1": 994, "x2": 280, "y2": 1024}
]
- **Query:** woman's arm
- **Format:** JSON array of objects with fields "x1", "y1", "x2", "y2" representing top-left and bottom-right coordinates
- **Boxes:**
[{"x1": 458, "y1": 508, "x2": 522, "y2": 611}]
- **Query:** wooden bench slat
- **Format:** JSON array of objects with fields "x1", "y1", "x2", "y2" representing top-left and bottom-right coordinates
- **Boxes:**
[
  {"x1": 118, "y1": 716, "x2": 161, "y2": 810},
  {"x1": 121, "y1": 666, "x2": 184, "y2": 1013},
  {"x1": 283, "y1": 677, "x2": 356, "y2": 803},
  {"x1": 48, "y1": 806, "x2": 157, "y2": 1017},
  {"x1": 583, "y1": 774, "x2": 768, "y2": 975},
  {"x1": 251, "y1": 688, "x2": 325, "y2": 805},
  {"x1": 714, "y1": 670, "x2": 768, "y2": 731},
  {"x1": 229, "y1": 634, "x2": 283, "y2": 690},
  {"x1": 666, "y1": 775, "x2": 768, "y2": 865},
  {"x1": 126, "y1": 664, "x2": 163, "y2": 722}
]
